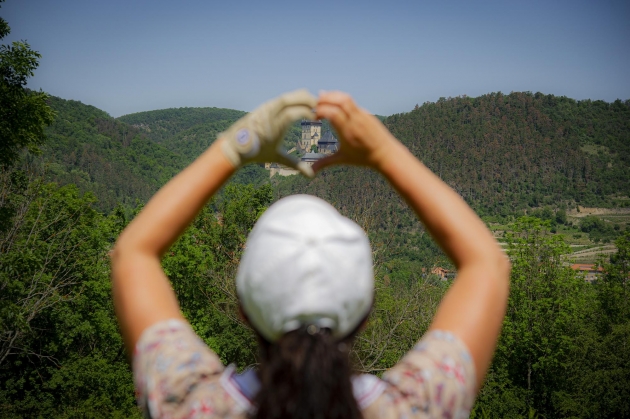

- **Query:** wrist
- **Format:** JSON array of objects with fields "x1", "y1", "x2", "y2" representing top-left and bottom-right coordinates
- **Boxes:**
[
  {"x1": 218, "y1": 135, "x2": 243, "y2": 169},
  {"x1": 371, "y1": 136, "x2": 410, "y2": 173}
]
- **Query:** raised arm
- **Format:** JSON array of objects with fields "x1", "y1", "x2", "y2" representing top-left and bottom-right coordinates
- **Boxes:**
[
  {"x1": 111, "y1": 90, "x2": 317, "y2": 352},
  {"x1": 314, "y1": 92, "x2": 510, "y2": 389},
  {"x1": 111, "y1": 140, "x2": 235, "y2": 351}
]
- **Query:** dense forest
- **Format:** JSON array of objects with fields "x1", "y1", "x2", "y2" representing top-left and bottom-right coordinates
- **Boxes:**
[
  {"x1": 118, "y1": 92, "x2": 630, "y2": 216},
  {"x1": 386, "y1": 94, "x2": 630, "y2": 216},
  {"x1": 24, "y1": 98, "x2": 270, "y2": 212},
  {"x1": 23, "y1": 91, "x2": 628, "y2": 260},
  {"x1": 34, "y1": 91, "x2": 630, "y2": 223},
  {"x1": 31, "y1": 97, "x2": 187, "y2": 210},
  {"x1": 119, "y1": 106, "x2": 313, "y2": 163}
]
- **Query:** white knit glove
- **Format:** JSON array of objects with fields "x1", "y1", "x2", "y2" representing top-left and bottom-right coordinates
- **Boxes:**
[{"x1": 221, "y1": 89, "x2": 317, "y2": 177}]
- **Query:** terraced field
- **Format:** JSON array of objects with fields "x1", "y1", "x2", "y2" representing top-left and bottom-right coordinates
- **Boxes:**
[
  {"x1": 570, "y1": 244, "x2": 617, "y2": 263},
  {"x1": 489, "y1": 207, "x2": 629, "y2": 263}
]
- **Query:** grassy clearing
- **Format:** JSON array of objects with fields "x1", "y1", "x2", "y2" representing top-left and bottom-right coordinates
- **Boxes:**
[{"x1": 580, "y1": 143, "x2": 612, "y2": 156}]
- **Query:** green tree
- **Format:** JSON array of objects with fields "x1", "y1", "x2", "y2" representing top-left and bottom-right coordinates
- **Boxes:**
[
  {"x1": 555, "y1": 208, "x2": 567, "y2": 225},
  {"x1": 597, "y1": 232, "x2": 630, "y2": 326},
  {"x1": 352, "y1": 273, "x2": 445, "y2": 374},
  {"x1": 0, "y1": 0, "x2": 55, "y2": 167},
  {"x1": 474, "y1": 217, "x2": 593, "y2": 418},
  {"x1": 562, "y1": 232, "x2": 630, "y2": 418},
  {"x1": 579, "y1": 215, "x2": 617, "y2": 242},
  {"x1": 0, "y1": 177, "x2": 139, "y2": 417}
]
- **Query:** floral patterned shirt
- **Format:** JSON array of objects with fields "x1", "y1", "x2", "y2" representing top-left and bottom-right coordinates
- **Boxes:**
[{"x1": 133, "y1": 320, "x2": 476, "y2": 419}]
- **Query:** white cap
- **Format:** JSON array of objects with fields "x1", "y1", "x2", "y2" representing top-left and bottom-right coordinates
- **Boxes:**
[{"x1": 236, "y1": 195, "x2": 374, "y2": 342}]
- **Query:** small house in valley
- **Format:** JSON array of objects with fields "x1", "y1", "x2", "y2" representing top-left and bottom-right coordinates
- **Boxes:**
[{"x1": 570, "y1": 264, "x2": 604, "y2": 283}]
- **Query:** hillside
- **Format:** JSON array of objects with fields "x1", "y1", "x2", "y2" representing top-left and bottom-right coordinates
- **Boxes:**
[
  {"x1": 4, "y1": 92, "x2": 630, "y2": 418},
  {"x1": 117, "y1": 107, "x2": 247, "y2": 144},
  {"x1": 118, "y1": 107, "x2": 337, "y2": 162},
  {"x1": 384, "y1": 92, "x2": 630, "y2": 215},
  {"x1": 29, "y1": 98, "x2": 269, "y2": 212},
  {"x1": 31, "y1": 92, "x2": 630, "y2": 246},
  {"x1": 118, "y1": 107, "x2": 247, "y2": 162},
  {"x1": 118, "y1": 92, "x2": 630, "y2": 218},
  {"x1": 28, "y1": 96, "x2": 186, "y2": 211},
  {"x1": 268, "y1": 93, "x2": 630, "y2": 267}
]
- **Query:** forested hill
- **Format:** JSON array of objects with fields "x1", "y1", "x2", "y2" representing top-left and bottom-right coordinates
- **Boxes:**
[
  {"x1": 118, "y1": 107, "x2": 247, "y2": 143},
  {"x1": 30, "y1": 98, "x2": 260, "y2": 211},
  {"x1": 118, "y1": 107, "x2": 247, "y2": 162},
  {"x1": 118, "y1": 92, "x2": 630, "y2": 217},
  {"x1": 118, "y1": 107, "x2": 314, "y2": 161},
  {"x1": 30, "y1": 96, "x2": 188, "y2": 211},
  {"x1": 384, "y1": 92, "x2": 630, "y2": 215},
  {"x1": 34, "y1": 92, "x2": 630, "y2": 216}
]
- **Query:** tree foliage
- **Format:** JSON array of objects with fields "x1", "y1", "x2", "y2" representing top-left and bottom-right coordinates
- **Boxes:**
[
  {"x1": 0, "y1": 172, "x2": 139, "y2": 417},
  {"x1": 0, "y1": 0, "x2": 55, "y2": 167},
  {"x1": 579, "y1": 215, "x2": 619, "y2": 242},
  {"x1": 386, "y1": 93, "x2": 630, "y2": 215},
  {"x1": 473, "y1": 220, "x2": 630, "y2": 418}
]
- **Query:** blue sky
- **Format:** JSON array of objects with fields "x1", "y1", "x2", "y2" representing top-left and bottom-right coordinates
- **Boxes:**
[{"x1": 3, "y1": 0, "x2": 629, "y2": 117}]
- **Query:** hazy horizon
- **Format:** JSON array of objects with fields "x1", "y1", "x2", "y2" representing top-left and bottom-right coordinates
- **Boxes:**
[{"x1": 3, "y1": 0, "x2": 629, "y2": 117}]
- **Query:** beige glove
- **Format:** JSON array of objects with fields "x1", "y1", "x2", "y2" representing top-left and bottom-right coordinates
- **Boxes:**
[{"x1": 221, "y1": 89, "x2": 317, "y2": 177}]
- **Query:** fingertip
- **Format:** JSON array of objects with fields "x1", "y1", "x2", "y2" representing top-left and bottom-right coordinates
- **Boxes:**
[
  {"x1": 282, "y1": 105, "x2": 316, "y2": 125},
  {"x1": 298, "y1": 162, "x2": 314, "y2": 178},
  {"x1": 316, "y1": 91, "x2": 356, "y2": 113},
  {"x1": 315, "y1": 103, "x2": 337, "y2": 118},
  {"x1": 316, "y1": 104, "x2": 348, "y2": 127},
  {"x1": 289, "y1": 89, "x2": 317, "y2": 108}
]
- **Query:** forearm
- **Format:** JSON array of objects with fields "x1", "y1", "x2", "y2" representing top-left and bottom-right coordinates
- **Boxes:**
[
  {"x1": 315, "y1": 91, "x2": 510, "y2": 389},
  {"x1": 377, "y1": 141, "x2": 509, "y2": 387},
  {"x1": 111, "y1": 139, "x2": 235, "y2": 349},
  {"x1": 115, "y1": 138, "x2": 235, "y2": 257},
  {"x1": 111, "y1": 90, "x2": 316, "y2": 351}
]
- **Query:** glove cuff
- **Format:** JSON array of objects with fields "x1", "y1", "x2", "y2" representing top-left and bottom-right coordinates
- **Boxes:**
[
  {"x1": 221, "y1": 127, "x2": 261, "y2": 168},
  {"x1": 221, "y1": 137, "x2": 242, "y2": 168}
]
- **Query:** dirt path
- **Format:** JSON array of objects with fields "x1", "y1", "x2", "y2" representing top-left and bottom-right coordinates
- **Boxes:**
[
  {"x1": 567, "y1": 207, "x2": 630, "y2": 218},
  {"x1": 570, "y1": 245, "x2": 617, "y2": 260}
]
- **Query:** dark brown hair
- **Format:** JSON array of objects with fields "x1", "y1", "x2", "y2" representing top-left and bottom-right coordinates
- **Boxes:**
[{"x1": 252, "y1": 326, "x2": 362, "y2": 419}]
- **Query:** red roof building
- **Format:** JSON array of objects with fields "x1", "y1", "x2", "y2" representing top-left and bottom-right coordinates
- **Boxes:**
[{"x1": 570, "y1": 264, "x2": 604, "y2": 283}]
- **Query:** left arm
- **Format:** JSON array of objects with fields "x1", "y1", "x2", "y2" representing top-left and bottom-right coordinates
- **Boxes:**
[
  {"x1": 111, "y1": 89, "x2": 317, "y2": 353},
  {"x1": 111, "y1": 139, "x2": 235, "y2": 351}
]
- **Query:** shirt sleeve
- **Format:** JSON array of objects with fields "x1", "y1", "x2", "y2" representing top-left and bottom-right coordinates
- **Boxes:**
[
  {"x1": 132, "y1": 319, "x2": 231, "y2": 419},
  {"x1": 364, "y1": 330, "x2": 477, "y2": 419}
]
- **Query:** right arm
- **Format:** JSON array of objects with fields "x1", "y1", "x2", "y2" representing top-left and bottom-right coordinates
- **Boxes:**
[{"x1": 314, "y1": 92, "x2": 510, "y2": 389}]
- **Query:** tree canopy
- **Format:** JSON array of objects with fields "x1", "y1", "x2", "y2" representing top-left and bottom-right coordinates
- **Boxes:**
[{"x1": 0, "y1": 0, "x2": 55, "y2": 167}]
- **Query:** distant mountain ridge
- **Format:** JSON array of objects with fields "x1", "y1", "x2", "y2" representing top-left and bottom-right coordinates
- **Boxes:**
[
  {"x1": 385, "y1": 92, "x2": 630, "y2": 215},
  {"x1": 28, "y1": 96, "x2": 184, "y2": 211},
  {"x1": 118, "y1": 107, "x2": 246, "y2": 144},
  {"x1": 31, "y1": 98, "x2": 268, "y2": 212},
  {"x1": 34, "y1": 92, "x2": 630, "y2": 216}
]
